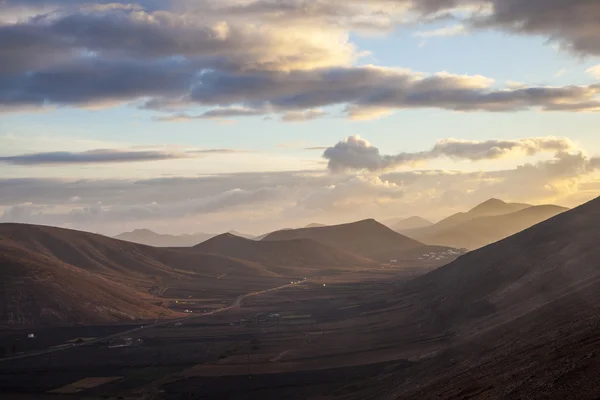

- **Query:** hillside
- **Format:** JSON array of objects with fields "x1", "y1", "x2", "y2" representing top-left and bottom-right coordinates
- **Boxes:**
[
  {"x1": 0, "y1": 224, "x2": 282, "y2": 326},
  {"x1": 390, "y1": 216, "x2": 432, "y2": 231},
  {"x1": 194, "y1": 233, "x2": 374, "y2": 269},
  {"x1": 0, "y1": 241, "x2": 179, "y2": 326},
  {"x1": 416, "y1": 204, "x2": 568, "y2": 249},
  {"x1": 114, "y1": 229, "x2": 216, "y2": 247},
  {"x1": 350, "y1": 196, "x2": 600, "y2": 399},
  {"x1": 262, "y1": 219, "x2": 444, "y2": 261},
  {"x1": 0, "y1": 224, "x2": 272, "y2": 280}
]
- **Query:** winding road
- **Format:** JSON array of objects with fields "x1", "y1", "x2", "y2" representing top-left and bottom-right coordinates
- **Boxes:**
[{"x1": 0, "y1": 280, "x2": 301, "y2": 363}]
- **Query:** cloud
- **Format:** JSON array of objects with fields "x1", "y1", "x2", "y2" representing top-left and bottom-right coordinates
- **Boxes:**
[
  {"x1": 299, "y1": 175, "x2": 403, "y2": 211},
  {"x1": 554, "y1": 69, "x2": 567, "y2": 78},
  {"x1": 414, "y1": 24, "x2": 467, "y2": 38},
  {"x1": 0, "y1": 147, "x2": 244, "y2": 165},
  {"x1": 474, "y1": 0, "x2": 600, "y2": 57},
  {"x1": 304, "y1": 147, "x2": 330, "y2": 151},
  {"x1": 154, "y1": 107, "x2": 267, "y2": 122},
  {"x1": 0, "y1": 6, "x2": 355, "y2": 74},
  {"x1": 185, "y1": 67, "x2": 600, "y2": 115},
  {"x1": 586, "y1": 65, "x2": 600, "y2": 80},
  {"x1": 281, "y1": 109, "x2": 327, "y2": 122},
  {"x1": 1, "y1": 2, "x2": 600, "y2": 118},
  {"x1": 2, "y1": 151, "x2": 600, "y2": 235},
  {"x1": 323, "y1": 135, "x2": 579, "y2": 172}
]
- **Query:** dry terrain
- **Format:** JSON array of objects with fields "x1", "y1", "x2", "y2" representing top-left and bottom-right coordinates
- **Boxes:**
[{"x1": 2, "y1": 198, "x2": 597, "y2": 399}]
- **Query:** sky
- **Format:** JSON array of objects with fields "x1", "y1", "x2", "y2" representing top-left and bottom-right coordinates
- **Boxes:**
[{"x1": 1, "y1": 0, "x2": 600, "y2": 235}]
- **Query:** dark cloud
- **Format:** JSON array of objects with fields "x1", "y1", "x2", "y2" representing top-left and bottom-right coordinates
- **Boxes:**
[
  {"x1": 0, "y1": 149, "x2": 193, "y2": 165},
  {"x1": 0, "y1": 57, "x2": 195, "y2": 110},
  {"x1": 323, "y1": 135, "x2": 578, "y2": 172},
  {"x1": 154, "y1": 107, "x2": 268, "y2": 122},
  {"x1": 479, "y1": 0, "x2": 600, "y2": 56},
  {"x1": 1, "y1": 0, "x2": 599, "y2": 118},
  {"x1": 187, "y1": 68, "x2": 600, "y2": 115}
]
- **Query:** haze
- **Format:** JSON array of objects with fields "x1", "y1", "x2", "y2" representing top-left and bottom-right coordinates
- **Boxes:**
[{"x1": 1, "y1": 0, "x2": 600, "y2": 236}]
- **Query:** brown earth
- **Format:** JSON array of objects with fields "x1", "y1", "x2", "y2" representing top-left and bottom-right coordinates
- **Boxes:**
[
  {"x1": 262, "y1": 219, "x2": 450, "y2": 262},
  {"x1": 194, "y1": 233, "x2": 375, "y2": 270},
  {"x1": 339, "y1": 195, "x2": 600, "y2": 399}
]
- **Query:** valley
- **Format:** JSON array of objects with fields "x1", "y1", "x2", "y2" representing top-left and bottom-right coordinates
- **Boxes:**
[{"x1": 0, "y1": 198, "x2": 598, "y2": 399}]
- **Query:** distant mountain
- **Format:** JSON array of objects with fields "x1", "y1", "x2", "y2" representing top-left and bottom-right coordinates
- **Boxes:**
[
  {"x1": 415, "y1": 204, "x2": 569, "y2": 249},
  {"x1": 253, "y1": 228, "x2": 293, "y2": 241},
  {"x1": 115, "y1": 229, "x2": 216, "y2": 247},
  {"x1": 403, "y1": 198, "x2": 534, "y2": 240},
  {"x1": 391, "y1": 216, "x2": 433, "y2": 231},
  {"x1": 228, "y1": 230, "x2": 256, "y2": 240},
  {"x1": 0, "y1": 223, "x2": 276, "y2": 326},
  {"x1": 262, "y1": 219, "x2": 454, "y2": 262},
  {"x1": 194, "y1": 233, "x2": 373, "y2": 269}
]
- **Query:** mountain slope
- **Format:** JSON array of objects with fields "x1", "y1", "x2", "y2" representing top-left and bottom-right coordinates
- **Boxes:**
[
  {"x1": 0, "y1": 223, "x2": 283, "y2": 326},
  {"x1": 391, "y1": 216, "x2": 432, "y2": 231},
  {"x1": 416, "y1": 204, "x2": 568, "y2": 249},
  {"x1": 0, "y1": 224, "x2": 272, "y2": 279},
  {"x1": 0, "y1": 241, "x2": 179, "y2": 326},
  {"x1": 194, "y1": 233, "x2": 374, "y2": 268},
  {"x1": 262, "y1": 219, "x2": 437, "y2": 261},
  {"x1": 350, "y1": 196, "x2": 600, "y2": 399},
  {"x1": 114, "y1": 229, "x2": 216, "y2": 247}
]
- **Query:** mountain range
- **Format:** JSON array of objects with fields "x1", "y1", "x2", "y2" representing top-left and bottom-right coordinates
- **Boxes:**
[
  {"x1": 401, "y1": 198, "x2": 568, "y2": 249},
  {"x1": 262, "y1": 218, "x2": 452, "y2": 262},
  {"x1": 0, "y1": 219, "x2": 459, "y2": 326}
]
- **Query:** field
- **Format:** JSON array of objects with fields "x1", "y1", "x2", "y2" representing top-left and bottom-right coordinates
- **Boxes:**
[{"x1": 0, "y1": 266, "x2": 428, "y2": 399}]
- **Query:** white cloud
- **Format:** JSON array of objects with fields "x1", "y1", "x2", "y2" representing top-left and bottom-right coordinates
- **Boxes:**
[
  {"x1": 414, "y1": 24, "x2": 468, "y2": 38},
  {"x1": 586, "y1": 65, "x2": 600, "y2": 79},
  {"x1": 1, "y1": 145, "x2": 600, "y2": 235},
  {"x1": 323, "y1": 135, "x2": 578, "y2": 172}
]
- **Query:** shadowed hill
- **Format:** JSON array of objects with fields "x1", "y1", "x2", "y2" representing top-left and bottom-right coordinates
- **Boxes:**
[
  {"x1": 194, "y1": 233, "x2": 374, "y2": 268},
  {"x1": 0, "y1": 224, "x2": 284, "y2": 326},
  {"x1": 0, "y1": 241, "x2": 180, "y2": 326},
  {"x1": 415, "y1": 204, "x2": 568, "y2": 250},
  {"x1": 348, "y1": 196, "x2": 600, "y2": 399},
  {"x1": 0, "y1": 224, "x2": 273, "y2": 279},
  {"x1": 262, "y1": 219, "x2": 441, "y2": 261}
]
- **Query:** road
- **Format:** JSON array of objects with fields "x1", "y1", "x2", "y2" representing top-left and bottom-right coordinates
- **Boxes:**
[{"x1": 0, "y1": 281, "x2": 301, "y2": 363}]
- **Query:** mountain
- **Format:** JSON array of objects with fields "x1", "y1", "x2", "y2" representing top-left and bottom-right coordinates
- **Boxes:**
[
  {"x1": 416, "y1": 204, "x2": 569, "y2": 249},
  {"x1": 352, "y1": 196, "x2": 600, "y2": 398},
  {"x1": 0, "y1": 241, "x2": 178, "y2": 326},
  {"x1": 390, "y1": 216, "x2": 433, "y2": 231},
  {"x1": 227, "y1": 230, "x2": 256, "y2": 240},
  {"x1": 194, "y1": 233, "x2": 373, "y2": 269},
  {"x1": 114, "y1": 229, "x2": 216, "y2": 247},
  {"x1": 253, "y1": 228, "x2": 293, "y2": 241},
  {"x1": 262, "y1": 219, "x2": 449, "y2": 262},
  {"x1": 305, "y1": 223, "x2": 327, "y2": 228},
  {"x1": 0, "y1": 224, "x2": 280, "y2": 326},
  {"x1": 468, "y1": 197, "x2": 531, "y2": 216},
  {"x1": 405, "y1": 198, "x2": 533, "y2": 239}
]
